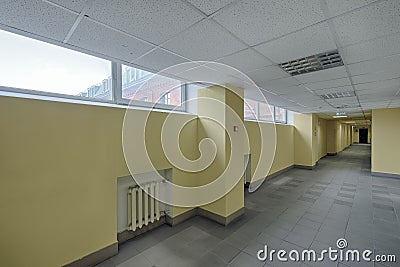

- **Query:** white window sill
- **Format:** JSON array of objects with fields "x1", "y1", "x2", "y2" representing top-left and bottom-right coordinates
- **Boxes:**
[{"x1": 0, "y1": 89, "x2": 193, "y2": 115}]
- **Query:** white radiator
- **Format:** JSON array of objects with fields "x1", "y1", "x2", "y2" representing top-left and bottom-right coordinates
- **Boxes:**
[{"x1": 127, "y1": 182, "x2": 161, "y2": 231}]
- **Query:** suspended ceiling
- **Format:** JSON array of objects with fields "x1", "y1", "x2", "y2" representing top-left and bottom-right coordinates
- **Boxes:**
[{"x1": 0, "y1": 0, "x2": 399, "y2": 117}]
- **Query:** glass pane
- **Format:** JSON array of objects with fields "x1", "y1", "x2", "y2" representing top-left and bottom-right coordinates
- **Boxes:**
[
  {"x1": 258, "y1": 102, "x2": 274, "y2": 121},
  {"x1": 275, "y1": 106, "x2": 287, "y2": 122},
  {"x1": 0, "y1": 30, "x2": 112, "y2": 100},
  {"x1": 122, "y1": 65, "x2": 182, "y2": 106},
  {"x1": 244, "y1": 99, "x2": 258, "y2": 120}
]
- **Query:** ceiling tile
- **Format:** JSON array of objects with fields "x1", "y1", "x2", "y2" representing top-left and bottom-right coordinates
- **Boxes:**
[
  {"x1": 213, "y1": 0, "x2": 324, "y2": 46},
  {"x1": 302, "y1": 100, "x2": 329, "y2": 107},
  {"x1": 361, "y1": 102, "x2": 390, "y2": 109},
  {"x1": 326, "y1": 96, "x2": 358, "y2": 103},
  {"x1": 47, "y1": 0, "x2": 86, "y2": 12},
  {"x1": 0, "y1": 0, "x2": 78, "y2": 41},
  {"x1": 162, "y1": 20, "x2": 247, "y2": 61},
  {"x1": 356, "y1": 87, "x2": 400, "y2": 96},
  {"x1": 314, "y1": 85, "x2": 354, "y2": 95},
  {"x1": 257, "y1": 77, "x2": 300, "y2": 92},
  {"x1": 342, "y1": 32, "x2": 400, "y2": 64},
  {"x1": 304, "y1": 77, "x2": 352, "y2": 90},
  {"x1": 325, "y1": 0, "x2": 376, "y2": 17},
  {"x1": 254, "y1": 22, "x2": 337, "y2": 63},
  {"x1": 358, "y1": 90, "x2": 397, "y2": 99},
  {"x1": 286, "y1": 94, "x2": 322, "y2": 102},
  {"x1": 69, "y1": 18, "x2": 155, "y2": 62},
  {"x1": 295, "y1": 66, "x2": 349, "y2": 84},
  {"x1": 217, "y1": 49, "x2": 273, "y2": 73},
  {"x1": 202, "y1": 62, "x2": 252, "y2": 82},
  {"x1": 159, "y1": 61, "x2": 205, "y2": 77},
  {"x1": 87, "y1": 0, "x2": 204, "y2": 45},
  {"x1": 270, "y1": 85, "x2": 309, "y2": 96},
  {"x1": 360, "y1": 97, "x2": 393, "y2": 103},
  {"x1": 246, "y1": 66, "x2": 289, "y2": 85},
  {"x1": 354, "y1": 78, "x2": 400, "y2": 91},
  {"x1": 132, "y1": 48, "x2": 189, "y2": 73},
  {"x1": 389, "y1": 100, "x2": 400, "y2": 108},
  {"x1": 333, "y1": 0, "x2": 400, "y2": 46},
  {"x1": 186, "y1": 0, "x2": 236, "y2": 15},
  {"x1": 347, "y1": 55, "x2": 400, "y2": 76},
  {"x1": 176, "y1": 65, "x2": 232, "y2": 85},
  {"x1": 351, "y1": 71, "x2": 400, "y2": 84}
]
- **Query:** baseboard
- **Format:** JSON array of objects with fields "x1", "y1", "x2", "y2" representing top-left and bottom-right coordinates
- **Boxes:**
[
  {"x1": 165, "y1": 208, "x2": 197, "y2": 226},
  {"x1": 327, "y1": 152, "x2": 337, "y2": 156},
  {"x1": 225, "y1": 207, "x2": 245, "y2": 225},
  {"x1": 294, "y1": 164, "x2": 315, "y2": 170},
  {"x1": 246, "y1": 165, "x2": 294, "y2": 189},
  {"x1": 371, "y1": 171, "x2": 400, "y2": 179},
  {"x1": 267, "y1": 165, "x2": 294, "y2": 179},
  {"x1": 63, "y1": 242, "x2": 118, "y2": 267},
  {"x1": 166, "y1": 206, "x2": 245, "y2": 227},
  {"x1": 118, "y1": 216, "x2": 166, "y2": 244},
  {"x1": 198, "y1": 207, "x2": 244, "y2": 226}
]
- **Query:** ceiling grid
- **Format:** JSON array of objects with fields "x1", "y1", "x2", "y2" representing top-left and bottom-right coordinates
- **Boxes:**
[{"x1": 0, "y1": 0, "x2": 398, "y2": 116}]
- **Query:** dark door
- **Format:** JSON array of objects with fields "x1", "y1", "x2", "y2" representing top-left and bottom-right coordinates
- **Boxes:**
[{"x1": 359, "y1": 129, "x2": 368, "y2": 144}]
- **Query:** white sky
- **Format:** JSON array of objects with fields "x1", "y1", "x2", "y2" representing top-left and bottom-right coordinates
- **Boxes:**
[{"x1": 0, "y1": 29, "x2": 110, "y2": 95}]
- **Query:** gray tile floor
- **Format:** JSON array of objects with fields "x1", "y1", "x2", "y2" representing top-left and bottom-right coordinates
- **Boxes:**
[{"x1": 97, "y1": 145, "x2": 400, "y2": 267}]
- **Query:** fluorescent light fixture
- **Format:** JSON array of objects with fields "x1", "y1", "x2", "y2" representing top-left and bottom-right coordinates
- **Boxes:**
[
  {"x1": 320, "y1": 91, "x2": 355, "y2": 99},
  {"x1": 280, "y1": 50, "x2": 344, "y2": 76},
  {"x1": 333, "y1": 115, "x2": 348, "y2": 118}
]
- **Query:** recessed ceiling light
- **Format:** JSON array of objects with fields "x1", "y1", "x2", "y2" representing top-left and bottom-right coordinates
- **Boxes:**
[
  {"x1": 335, "y1": 104, "x2": 361, "y2": 109},
  {"x1": 279, "y1": 50, "x2": 344, "y2": 76},
  {"x1": 320, "y1": 91, "x2": 355, "y2": 99}
]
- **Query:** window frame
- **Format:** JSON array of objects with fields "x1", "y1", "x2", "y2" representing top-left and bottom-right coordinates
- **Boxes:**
[
  {"x1": 274, "y1": 106, "x2": 287, "y2": 123},
  {"x1": 244, "y1": 100, "x2": 287, "y2": 124},
  {"x1": 0, "y1": 52, "x2": 187, "y2": 112},
  {"x1": 117, "y1": 63, "x2": 186, "y2": 111}
]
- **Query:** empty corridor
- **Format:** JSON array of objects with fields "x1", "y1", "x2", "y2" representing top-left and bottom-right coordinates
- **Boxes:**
[{"x1": 98, "y1": 144, "x2": 400, "y2": 267}]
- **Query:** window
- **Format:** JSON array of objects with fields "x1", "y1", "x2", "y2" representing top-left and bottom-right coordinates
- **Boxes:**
[
  {"x1": 244, "y1": 99, "x2": 258, "y2": 120},
  {"x1": 258, "y1": 102, "x2": 273, "y2": 122},
  {"x1": 275, "y1": 106, "x2": 287, "y2": 123},
  {"x1": 160, "y1": 92, "x2": 171, "y2": 105},
  {"x1": 0, "y1": 29, "x2": 112, "y2": 100},
  {"x1": 0, "y1": 29, "x2": 187, "y2": 112},
  {"x1": 244, "y1": 98, "x2": 287, "y2": 124},
  {"x1": 121, "y1": 65, "x2": 183, "y2": 108}
]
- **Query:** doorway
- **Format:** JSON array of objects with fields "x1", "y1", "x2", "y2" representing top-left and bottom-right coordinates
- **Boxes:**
[{"x1": 359, "y1": 128, "x2": 368, "y2": 144}]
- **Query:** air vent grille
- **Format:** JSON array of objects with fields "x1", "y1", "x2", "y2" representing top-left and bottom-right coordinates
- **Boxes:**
[
  {"x1": 320, "y1": 91, "x2": 355, "y2": 99},
  {"x1": 280, "y1": 50, "x2": 344, "y2": 76}
]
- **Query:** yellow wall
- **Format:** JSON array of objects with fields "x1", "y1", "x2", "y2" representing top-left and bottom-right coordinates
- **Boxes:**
[
  {"x1": 245, "y1": 122, "x2": 294, "y2": 182},
  {"x1": 0, "y1": 93, "x2": 326, "y2": 266},
  {"x1": 197, "y1": 85, "x2": 245, "y2": 217},
  {"x1": 0, "y1": 95, "x2": 199, "y2": 266},
  {"x1": 326, "y1": 120, "x2": 351, "y2": 154},
  {"x1": 372, "y1": 108, "x2": 400, "y2": 175},
  {"x1": 352, "y1": 126, "x2": 359, "y2": 143},
  {"x1": 270, "y1": 124, "x2": 295, "y2": 175},
  {"x1": 318, "y1": 118, "x2": 327, "y2": 159},
  {"x1": 294, "y1": 113, "x2": 313, "y2": 167},
  {"x1": 294, "y1": 113, "x2": 326, "y2": 167}
]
